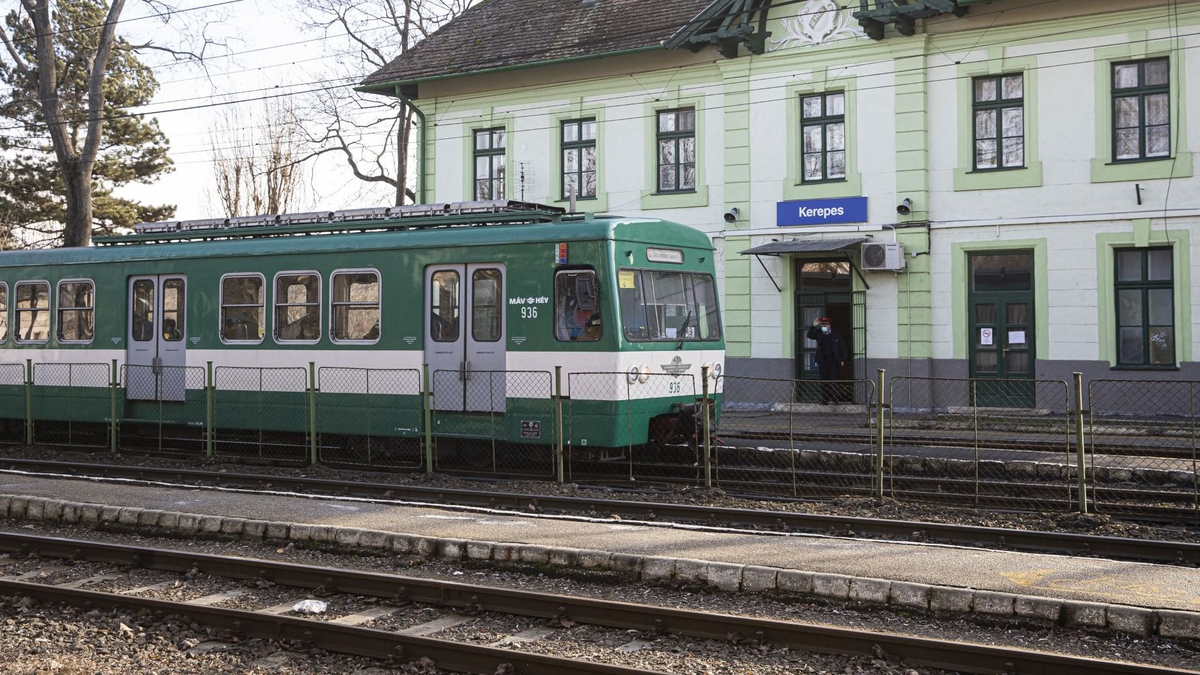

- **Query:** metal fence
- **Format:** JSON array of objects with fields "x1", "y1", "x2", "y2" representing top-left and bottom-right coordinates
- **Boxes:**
[
  {"x1": 565, "y1": 372, "x2": 701, "y2": 487},
  {"x1": 317, "y1": 367, "x2": 424, "y2": 469},
  {"x1": 888, "y1": 376, "x2": 1075, "y2": 512},
  {"x1": 431, "y1": 369, "x2": 557, "y2": 478},
  {"x1": 1, "y1": 360, "x2": 1197, "y2": 520},
  {"x1": 31, "y1": 362, "x2": 112, "y2": 449},
  {"x1": 118, "y1": 365, "x2": 208, "y2": 455},
  {"x1": 0, "y1": 363, "x2": 26, "y2": 445},
  {"x1": 714, "y1": 376, "x2": 877, "y2": 499},
  {"x1": 213, "y1": 366, "x2": 311, "y2": 462},
  {"x1": 1088, "y1": 379, "x2": 1200, "y2": 513}
]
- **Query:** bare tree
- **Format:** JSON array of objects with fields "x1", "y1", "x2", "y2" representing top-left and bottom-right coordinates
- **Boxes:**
[
  {"x1": 0, "y1": 0, "x2": 221, "y2": 247},
  {"x1": 209, "y1": 98, "x2": 306, "y2": 217},
  {"x1": 295, "y1": 0, "x2": 470, "y2": 206}
]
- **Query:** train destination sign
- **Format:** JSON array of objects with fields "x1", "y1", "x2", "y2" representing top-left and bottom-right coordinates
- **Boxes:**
[{"x1": 776, "y1": 197, "x2": 868, "y2": 227}]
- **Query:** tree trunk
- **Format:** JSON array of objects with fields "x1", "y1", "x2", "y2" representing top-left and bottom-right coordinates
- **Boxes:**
[
  {"x1": 62, "y1": 165, "x2": 93, "y2": 248},
  {"x1": 396, "y1": 102, "x2": 410, "y2": 206}
]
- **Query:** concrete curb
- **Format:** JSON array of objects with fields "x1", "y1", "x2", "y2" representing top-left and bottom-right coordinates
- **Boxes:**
[{"x1": 1, "y1": 493, "x2": 1197, "y2": 640}]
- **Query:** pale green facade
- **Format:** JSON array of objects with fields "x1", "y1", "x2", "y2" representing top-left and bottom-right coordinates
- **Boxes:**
[{"x1": 369, "y1": 0, "x2": 1200, "y2": 389}]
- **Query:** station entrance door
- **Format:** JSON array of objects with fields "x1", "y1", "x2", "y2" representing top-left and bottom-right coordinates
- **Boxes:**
[
  {"x1": 794, "y1": 260, "x2": 866, "y2": 401},
  {"x1": 126, "y1": 275, "x2": 187, "y2": 401},
  {"x1": 424, "y1": 264, "x2": 507, "y2": 413}
]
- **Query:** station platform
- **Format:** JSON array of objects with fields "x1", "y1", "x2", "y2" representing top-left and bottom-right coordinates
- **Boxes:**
[{"x1": 1, "y1": 472, "x2": 1198, "y2": 639}]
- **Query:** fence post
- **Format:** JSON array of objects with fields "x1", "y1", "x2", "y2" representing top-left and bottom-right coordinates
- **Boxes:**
[
  {"x1": 702, "y1": 366, "x2": 712, "y2": 489},
  {"x1": 24, "y1": 359, "x2": 33, "y2": 446},
  {"x1": 554, "y1": 366, "x2": 564, "y2": 484},
  {"x1": 205, "y1": 362, "x2": 214, "y2": 458},
  {"x1": 875, "y1": 368, "x2": 886, "y2": 501},
  {"x1": 308, "y1": 362, "x2": 318, "y2": 466},
  {"x1": 109, "y1": 359, "x2": 118, "y2": 454},
  {"x1": 1073, "y1": 372, "x2": 1088, "y2": 514},
  {"x1": 423, "y1": 363, "x2": 433, "y2": 474}
]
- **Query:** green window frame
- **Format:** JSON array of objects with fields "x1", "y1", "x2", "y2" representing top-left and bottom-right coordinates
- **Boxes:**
[
  {"x1": 1112, "y1": 58, "x2": 1170, "y2": 162},
  {"x1": 655, "y1": 108, "x2": 696, "y2": 193},
  {"x1": 972, "y1": 73, "x2": 1024, "y2": 171},
  {"x1": 800, "y1": 92, "x2": 846, "y2": 183},
  {"x1": 473, "y1": 127, "x2": 506, "y2": 200},
  {"x1": 561, "y1": 119, "x2": 597, "y2": 200},
  {"x1": 0, "y1": 282, "x2": 7, "y2": 344},
  {"x1": 1114, "y1": 247, "x2": 1174, "y2": 367}
]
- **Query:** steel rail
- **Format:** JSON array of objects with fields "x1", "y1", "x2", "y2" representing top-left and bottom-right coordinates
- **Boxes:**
[
  {"x1": 0, "y1": 532, "x2": 1191, "y2": 675},
  {"x1": 2, "y1": 457, "x2": 1198, "y2": 565},
  {"x1": 0, "y1": 579, "x2": 656, "y2": 675}
]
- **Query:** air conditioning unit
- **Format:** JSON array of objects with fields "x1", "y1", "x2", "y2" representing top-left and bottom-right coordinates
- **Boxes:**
[{"x1": 861, "y1": 242, "x2": 906, "y2": 271}]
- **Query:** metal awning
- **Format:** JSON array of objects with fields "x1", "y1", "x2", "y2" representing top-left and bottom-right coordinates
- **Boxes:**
[{"x1": 739, "y1": 238, "x2": 867, "y2": 256}]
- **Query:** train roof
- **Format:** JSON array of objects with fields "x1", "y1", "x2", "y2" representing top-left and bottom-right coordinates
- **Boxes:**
[{"x1": 0, "y1": 207, "x2": 714, "y2": 269}]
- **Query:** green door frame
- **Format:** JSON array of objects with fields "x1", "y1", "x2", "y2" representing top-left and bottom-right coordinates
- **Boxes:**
[{"x1": 967, "y1": 250, "x2": 1036, "y2": 408}]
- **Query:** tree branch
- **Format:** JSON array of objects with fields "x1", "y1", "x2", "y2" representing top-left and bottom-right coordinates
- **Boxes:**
[
  {"x1": 81, "y1": 0, "x2": 128, "y2": 168},
  {"x1": 0, "y1": 25, "x2": 29, "y2": 75}
]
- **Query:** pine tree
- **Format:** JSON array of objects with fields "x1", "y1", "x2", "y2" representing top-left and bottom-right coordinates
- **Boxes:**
[{"x1": 0, "y1": 0, "x2": 174, "y2": 247}]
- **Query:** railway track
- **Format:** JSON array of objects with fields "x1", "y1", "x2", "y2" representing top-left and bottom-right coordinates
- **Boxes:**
[
  {"x1": 2, "y1": 457, "x2": 1198, "y2": 565},
  {"x1": 0, "y1": 531, "x2": 1191, "y2": 675}
]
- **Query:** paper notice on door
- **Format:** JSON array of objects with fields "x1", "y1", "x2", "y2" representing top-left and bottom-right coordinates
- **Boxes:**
[
  {"x1": 1009, "y1": 330, "x2": 1026, "y2": 345},
  {"x1": 980, "y1": 327, "x2": 994, "y2": 346},
  {"x1": 618, "y1": 270, "x2": 636, "y2": 289}
]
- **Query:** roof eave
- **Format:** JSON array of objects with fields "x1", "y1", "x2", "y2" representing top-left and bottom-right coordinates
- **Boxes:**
[{"x1": 358, "y1": 45, "x2": 666, "y2": 99}]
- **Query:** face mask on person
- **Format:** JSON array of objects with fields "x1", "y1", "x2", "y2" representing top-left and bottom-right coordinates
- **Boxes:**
[{"x1": 821, "y1": 326, "x2": 830, "y2": 334}]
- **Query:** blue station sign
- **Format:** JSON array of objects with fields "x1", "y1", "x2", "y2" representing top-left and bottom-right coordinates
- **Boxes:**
[{"x1": 776, "y1": 197, "x2": 868, "y2": 227}]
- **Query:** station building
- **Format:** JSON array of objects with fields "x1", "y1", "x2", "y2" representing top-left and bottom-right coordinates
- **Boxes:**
[{"x1": 360, "y1": 0, "x2": 1200, "y2": 392}]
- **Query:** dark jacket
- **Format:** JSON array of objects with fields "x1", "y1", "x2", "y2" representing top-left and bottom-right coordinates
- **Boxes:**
[{"x1": 805, "y1": 326, "x2": 848, "y2": 365}]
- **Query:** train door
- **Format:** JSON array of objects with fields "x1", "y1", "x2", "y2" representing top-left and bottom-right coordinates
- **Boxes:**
[
  {"x1": 126, "y1": 275, "x2": 187, "y2": 402},
  {"x1": 424, "y1": 264, "x2": 506, "y2": 413}
]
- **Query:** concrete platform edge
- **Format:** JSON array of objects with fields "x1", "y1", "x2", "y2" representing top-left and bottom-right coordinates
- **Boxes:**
[{"x1": 2, "y1": 493, "x2": 1197, "y2": 641}]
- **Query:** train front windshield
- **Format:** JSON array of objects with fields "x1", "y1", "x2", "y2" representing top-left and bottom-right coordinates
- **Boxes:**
[{"x1": 618, "y1": 269, "x2": 721, "y2": 342}]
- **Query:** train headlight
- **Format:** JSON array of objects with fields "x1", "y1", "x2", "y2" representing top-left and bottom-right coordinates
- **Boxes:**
[
  {"x1": 627, "y1": 366, "x2": 640, "y2": 384},
  {"x1": 712, "y1": 362, "x2": 722, "y2": 379},
  {"x1": 639, "y1": 364, "x2": 651, "y2": 383},
  {"x1": 702, "y1": 361, "x2": 713, "y2": 376}
]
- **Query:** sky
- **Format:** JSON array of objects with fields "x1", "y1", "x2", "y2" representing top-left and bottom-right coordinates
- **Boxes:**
[{"x1": 109, "y1": 0, "x2": 409, "y2": 220}]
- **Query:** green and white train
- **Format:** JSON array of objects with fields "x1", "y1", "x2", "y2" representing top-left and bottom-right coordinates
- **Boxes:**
[{"x1": 0, "y1": 201, "x2": 724, "y2": 456}]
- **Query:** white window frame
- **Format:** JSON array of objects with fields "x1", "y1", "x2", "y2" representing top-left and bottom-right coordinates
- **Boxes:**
[
  {"x1": 0, "y1": 281, "x2": 8, "y2": 345},
  {"x1": 219, "y1": 272, "x2": 267, "y2": 345},
  {"x1": 272, "y1": 270, "x2": 322, "y2": 345},
  {"x1": 330, "y1": 268, "x2": 382, "y2": 345},
  {"x1": 14, "y1": 280, "x2": 51, "y2": 345},
  {"x1": 56, "y1": 278, "x2": 96, "y2": 345}
]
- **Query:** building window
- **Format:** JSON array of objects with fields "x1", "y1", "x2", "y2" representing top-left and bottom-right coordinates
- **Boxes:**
[
  {"x1": 555, "y1": 269, "x2": 601, "y2": 342},
  {"x1": 561, "y1": 119, "x2": 597, "y2": 200},
  {"x1": 0, "y1": 283, "x2": 7, "y2": 343},
  {"x1": 14, "y1": 281, "x2": 50, "y2": 344},
  {"x1": 331, "y1": 270, "x2": 380, "y2": 343},
  {"x1": 473, "y1": 128, "x2": 506, "y2": 200},
  {"x1": 1115, "y1": 247, "x2": 1174, "y2": 367},
  {"x1": 656, "y1": 108, "x2": 696, "y2": 193},
  {"x1": 57, "y1": 279, "x2": 95, "y2": 343},
  {"x1": 274, "y1": 272, "x2": 320, "y2": 343},
  {"x1": 1113, "y1": 58, "x2": 1170, "y2": 162},
  {"x1": 220, "y1": 274, "x2": 265, "y2": 343},
  {"x1": 973, "y1": 74, "x2": 1024, "y2": 170},
  {"x1": 801, "y1": 92, "x2": 846, "y2": 183}
]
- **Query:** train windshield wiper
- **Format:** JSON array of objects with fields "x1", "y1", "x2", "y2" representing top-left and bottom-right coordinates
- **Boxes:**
[{"x1": 676, "y1": 311, "x2": 693, "y2": 349}]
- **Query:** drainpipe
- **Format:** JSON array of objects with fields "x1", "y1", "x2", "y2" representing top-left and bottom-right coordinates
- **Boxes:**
[{"x1": 394, "y1": 86, "x2": 428, "y2": 205}]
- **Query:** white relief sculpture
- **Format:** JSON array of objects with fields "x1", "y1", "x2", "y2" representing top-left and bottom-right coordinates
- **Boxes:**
[{"x1": 768, "y1": 0, "x2": 863, "y2": 51}]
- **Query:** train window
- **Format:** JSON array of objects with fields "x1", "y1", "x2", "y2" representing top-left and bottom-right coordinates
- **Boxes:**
[
  {"x1": 555, "y1": 269, "x2": 601, "y2": 342},
  {"x1": 14, "y1": 281, "x2": 50, "y2": 344},
  {"x1": 0, "y1": 283, "x2": 7, "y2": 343},
  {"x1": 163, "y1": 279, "x2": 185, "y2": 341},
  {"x1": 331, "y1": 270, "x2": 380, "y2": 343},
  {"x1": 275, "y1": 272, "x2": 320, "y2": 343},
  {"x1": 618, "y1": 269, "x2": 721, "y2": 342},
  {"x1": 472, "y1": 269, "x2": 502, "y2": 342},
  {"x1": 692, "y1": 274, "x2": 721, "y2": 340},
  {"x1": 57, "y1": 279, "x2": 95, "y2": 343},
  {"x1": 430, "y1": 271, "x2": 460, "y2": 342},
  {"x1": 220, "y1": 274, "x2": 265, "y2": 343},
  {"x1": 131, "y1": 279, "x2": 155, "y2": 342}
]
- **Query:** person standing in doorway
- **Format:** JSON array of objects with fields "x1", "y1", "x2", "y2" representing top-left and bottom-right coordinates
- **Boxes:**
[{"x1": 806, "y1": 316, "x2": 848, "y2": 405}]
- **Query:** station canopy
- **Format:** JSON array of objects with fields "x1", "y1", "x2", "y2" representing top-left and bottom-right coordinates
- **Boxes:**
[{"x1": 739, "y1": 238, "x2": 867, "y2": 256}]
